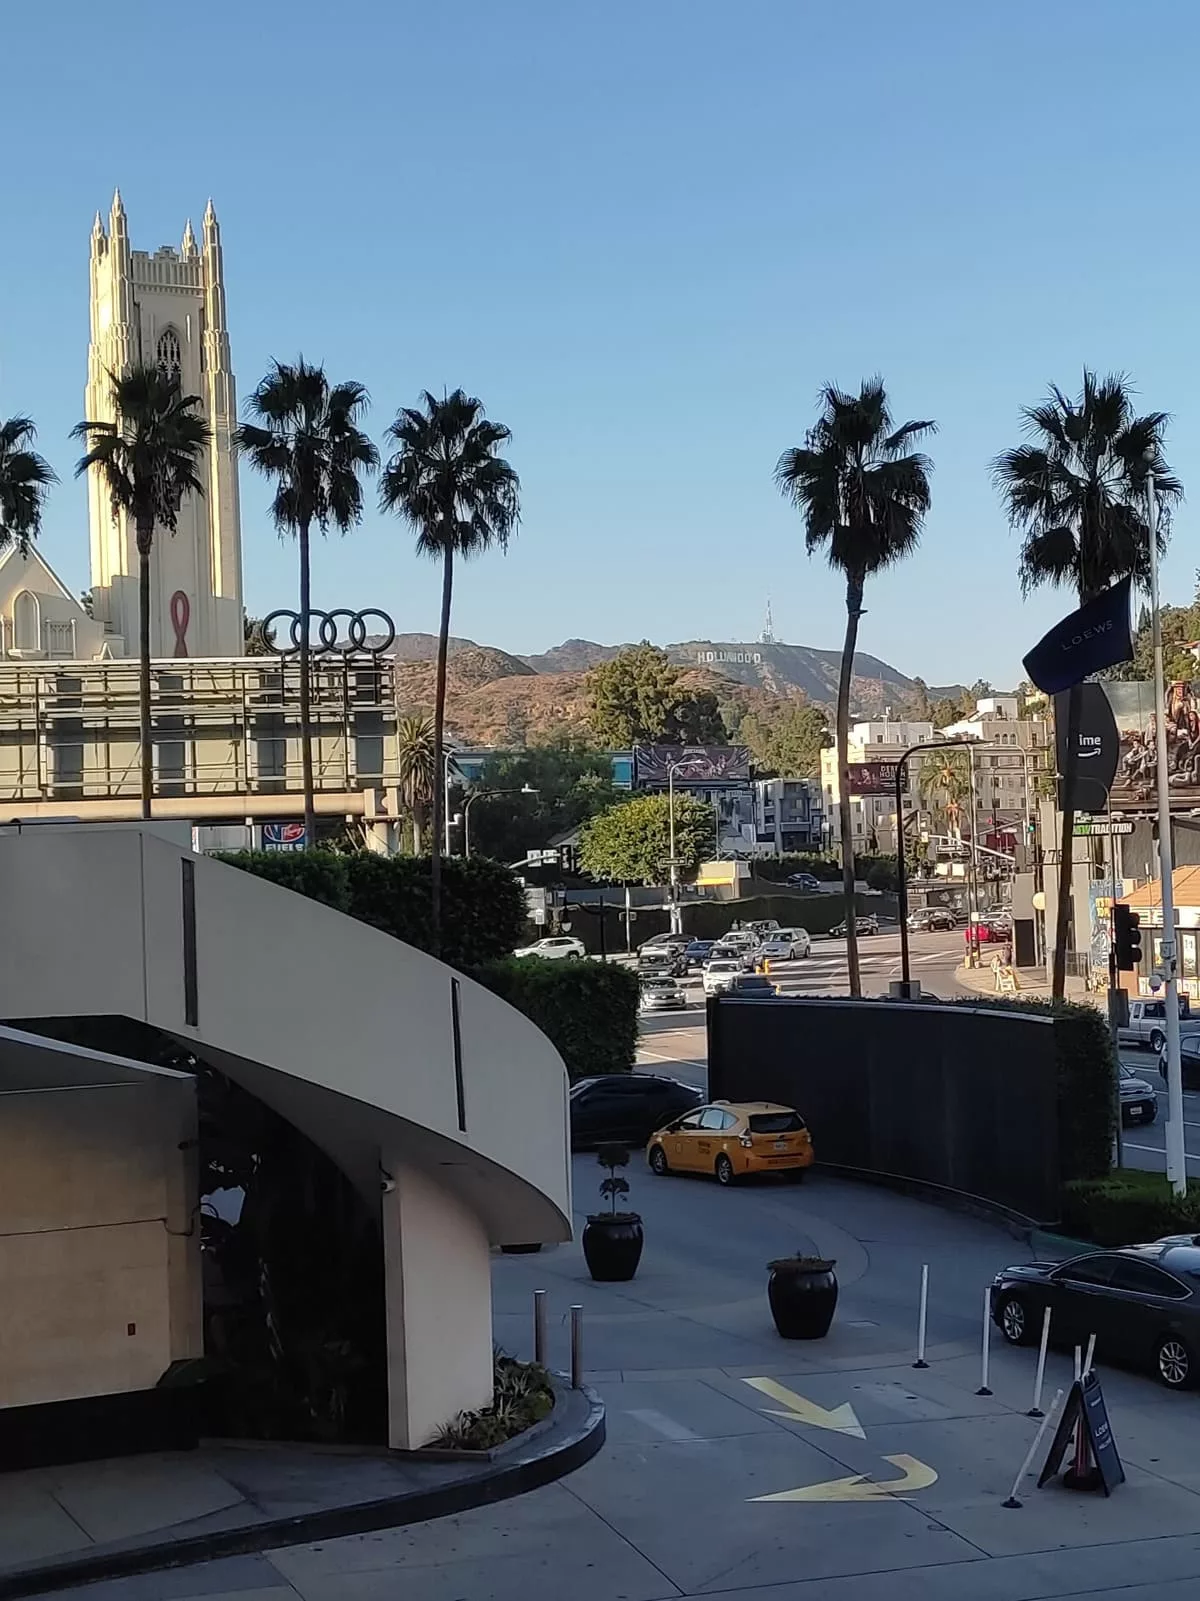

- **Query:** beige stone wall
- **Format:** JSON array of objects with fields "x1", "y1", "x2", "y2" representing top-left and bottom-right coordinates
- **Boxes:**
[{"x1": 0, "y1": 1080, "x2": 201, "y2": 1410}]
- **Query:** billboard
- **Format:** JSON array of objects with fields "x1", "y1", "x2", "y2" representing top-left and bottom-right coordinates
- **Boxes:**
[
  {"x1": 1099, "y1": 682, "x2": 1200, "y2": 813},
  {"x1": 846, "y1": 760, "x2": 899, "y2": 797},
  {"x1": 1054, "y1": 683, "x2": 1120, "y2": 813},
  {"x1": 633, "y1": 744, "x2": 751, "y2": 784}
]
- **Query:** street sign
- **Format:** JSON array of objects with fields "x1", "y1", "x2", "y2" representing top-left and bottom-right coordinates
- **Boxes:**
[
  {"x1": 262, "y1": 822, "x2": 306, "y2": 852},
  {"x1": 1037, "y1": 1371, "x2": 1124, "y2": 1495},
  {"x1": 1073, "y1": 819, "x2": 1135, "y2": 837}
]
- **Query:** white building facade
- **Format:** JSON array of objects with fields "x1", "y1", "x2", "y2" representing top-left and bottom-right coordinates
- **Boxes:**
[{"x1": 821, "y1": 719, "x2": 933, "y2": 856}]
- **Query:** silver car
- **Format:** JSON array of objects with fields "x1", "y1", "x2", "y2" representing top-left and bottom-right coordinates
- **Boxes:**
[
  {"x1": 703, "y1": 959, "x2": 742, "y2": 996},
  {"x1": 639, "y1": 976, "x2": 687, "y2": 1013}
]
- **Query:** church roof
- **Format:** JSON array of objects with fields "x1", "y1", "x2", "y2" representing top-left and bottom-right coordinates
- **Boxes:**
[{"x1": 0, "y1": 543, "x2": 80, "y2": 605}]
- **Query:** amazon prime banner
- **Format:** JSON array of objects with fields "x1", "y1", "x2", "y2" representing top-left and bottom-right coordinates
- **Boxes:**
[
  {"x1": 1054, "y1": 683, "x2": 1120, "y2": 814},
  {"x1": 1024, "y1": 579, "x2": 1133, "y2": 694}
]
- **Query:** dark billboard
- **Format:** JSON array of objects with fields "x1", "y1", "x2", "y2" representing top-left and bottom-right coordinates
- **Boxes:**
[
  {"x1": 634, "y1": 744, "x2": 751, "y2": 784},
  {"x1": 846, "y1": 760, "x2": 899, "y2": 797}
]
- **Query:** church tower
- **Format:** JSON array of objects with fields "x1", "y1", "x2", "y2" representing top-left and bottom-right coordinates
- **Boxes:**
[{"x1": 86, "y1": 192, "x2": 244, "y2": 658}]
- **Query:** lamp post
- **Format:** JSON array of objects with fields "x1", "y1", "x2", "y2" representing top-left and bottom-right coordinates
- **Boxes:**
[
  {"x1": 462, "y1": 783, "x2": 538, "y2": 859},
  {"x1": 667, "y1": 762, "x2": 680, "y2": 935},
  {"x1": 896, "y1": 740, "x2": 974, "y2": 994}
]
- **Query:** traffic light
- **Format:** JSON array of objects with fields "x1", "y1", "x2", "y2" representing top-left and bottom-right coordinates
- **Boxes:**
[{"x1": 1113, "y1": 904, "x2": 1142, "y2": 970}]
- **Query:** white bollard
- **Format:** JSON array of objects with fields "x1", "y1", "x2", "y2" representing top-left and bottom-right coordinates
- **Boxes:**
[
  {"x1": 1073, "y1": 1344, "x2": 1082, "y2": 1382},
  {"x1": 1083, "y1": 1332, "x2": 1097, "y2": 1377},
  {"x1": 977, "y1": 1285, "x2": 993, "y2": 1396},
  {"x1": 913, "y1": 1263, "x2": 930, "y2": 1368},
  {"x1": 1003, "y1": 1387, "x2": 1064, "y2": 1508},
  {"x1": 1027, "y1": 1305, "x2": 1052, "y2": 1417}
]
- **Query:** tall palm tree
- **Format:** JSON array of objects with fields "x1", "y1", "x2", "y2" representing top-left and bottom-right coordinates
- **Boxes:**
[
  {"x1": 379, "y1": 390, "x2": 520, "y2": 952},
  {"x1": 0, "y1": 416, "x2": 56, "y2": 554},
  {"x1": 235, "y1": 361, "x2": 378, "y2": 845},
  {"x1": 919, "y1": 748, "x2": 971, "y2": 838},
  {"x1": 74, "y1": 367, "x2": 209, "y2": 819},
  {"x1": 397, "y1": 713, "x2": 437, "y2": 853},
  {"x1": 994, "y1": 370, "x2": 1180, "y2": 998},
  {"x1": 776, "y1": 379, "x2": 935, "y2": 997}
]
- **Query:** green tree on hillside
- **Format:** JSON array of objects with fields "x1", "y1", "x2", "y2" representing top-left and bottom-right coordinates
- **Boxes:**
[
  {"x1": 586, "y1": 643, "x2": 727, "y2": 746},
  {"x1": 578, "y1": 792, "x2": 715, "y2": 883},
  {"x1": 739, "y1": 703, "x2": 830, "y2": 777},
  {"x1": 467, "y1": 739, "x2": 617, "y2": 864}
]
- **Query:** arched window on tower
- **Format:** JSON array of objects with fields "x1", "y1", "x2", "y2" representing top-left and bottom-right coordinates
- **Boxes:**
[
  {"x1": 12, "y1": 590, "x2": 41, "y2": 654},
  {"x1": 157, "y1": 328, "x2": 182, "y2": 385}
]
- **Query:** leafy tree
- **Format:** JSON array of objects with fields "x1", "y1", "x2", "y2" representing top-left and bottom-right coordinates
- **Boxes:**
[
  {"x1": 908, "y1": 676, "x2": 932, "y2": 720},
  {"x1": 739, "y1": 702, "x2": 830, "y2": 777},
  {"x1": 578, "y1": 792, "x2": 715, "y2": 884},
  {"x1": 236, "y1": 360, "x2": 378, "y2": 846},
  {"x1": 0, "y1": 416, "x2": 56, "y2": 554},
  {"x1": 776, "y1": 377, "x2": 935, "y2": 996},
  {"x1": 74, "y1": 366, "x2": 210, "y2": 819},
  {"x1": 931, "y1": 696, "x2": 962, "y2": 729},
  {"x1": 397, "y1": 714, "x2": 437, "y2": 853},
  {"x1": 586, "y1": 643, "x2": 727, "y2": 746},
  {"x1": 379, "y1": 390, "x2": 519, "y2": 954},
  {"x1": 244, "y1": 612, "x2": 276, "y2": 655},
  {"x1": 994, "y1": 369, "x2": 1180, "y2": 997},
  {"x1": 467, "y1": 738, "x2": 616, "y2": 864}
]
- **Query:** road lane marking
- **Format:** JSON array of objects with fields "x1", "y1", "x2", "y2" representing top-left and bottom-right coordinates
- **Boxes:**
[
  {"x1": 752, "y1": 1454, "x2": 938, "y2": 1503},
  {"x1": 626, "y1": 1409, "x2": 702, "y2": 1441},
  {"x1": 743, "y1": 1376, "x2": 865, "y2": 1439}
]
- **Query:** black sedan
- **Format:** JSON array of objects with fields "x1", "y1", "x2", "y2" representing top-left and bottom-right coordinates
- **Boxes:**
[
  {"x1": 569, "y1": 1073, "x2": 703, "y2": 1151},
  {"x1": 991, "y1": 1242, "x2": 1200, "y2": 1388},
  {"x1": 1158, "y1": 1034, "x2": 1200, "y2": 1090}
]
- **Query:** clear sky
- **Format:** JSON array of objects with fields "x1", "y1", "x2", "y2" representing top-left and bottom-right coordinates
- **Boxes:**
[{"x1": 2, "y1": 0, "x2": 1197, "y2": 688}]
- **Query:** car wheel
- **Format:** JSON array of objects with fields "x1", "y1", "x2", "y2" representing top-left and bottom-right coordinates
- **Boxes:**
[
  {"x1": 997, "y1": 1293, "x2": 1031, "y2": 1346},
  {"x1": 648, "y1": 1145, "x2": 669, "y2": 1176},
  {"x1": 714, "y1": 1153, "x2": 736, "y2": 1186},
  {"x1": 1155, "y1": 1333, "x2": 1196, "y2": 1389},
  {"x1": 1151, "y1": 1029, "x2": 1166, "y2": 1053}
]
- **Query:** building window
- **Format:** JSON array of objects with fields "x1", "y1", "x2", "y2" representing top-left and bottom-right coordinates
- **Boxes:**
[
  {"x1": 12, "y1": 589, "x2": 40, "y2": 652},
  {"x1": 157, "y1": 328, "x2": 182, "y2": 384}
]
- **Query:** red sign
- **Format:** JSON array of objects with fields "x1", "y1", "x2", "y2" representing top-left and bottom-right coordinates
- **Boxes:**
[{"x1": 846, "y1": 761, "x2": 899, "y2": 797}]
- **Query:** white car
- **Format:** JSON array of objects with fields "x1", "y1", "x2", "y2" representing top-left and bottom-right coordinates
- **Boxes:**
[
  {"x1": 703, "y1": 959, "x2": 743, "y2": 996},
  {"x1": 759, "y1": 928, "x2": 812, "y2": 961},
  {"x1": 513, "y1": 936, "x2": 586, "y2": 960}
]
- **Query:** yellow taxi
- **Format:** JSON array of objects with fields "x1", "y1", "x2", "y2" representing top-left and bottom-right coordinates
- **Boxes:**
[{"x1": 646, "y1": 1100, "x2": 814, "y2": 1185}]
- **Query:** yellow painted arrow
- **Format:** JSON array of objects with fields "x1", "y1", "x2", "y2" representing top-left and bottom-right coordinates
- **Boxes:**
[
  {"x1": 743, "y1": 1376, "x2": 866, "y2": 1440},
  {"x1": 752, "y1": 1453, "x2": 938, "y2": 1504}
]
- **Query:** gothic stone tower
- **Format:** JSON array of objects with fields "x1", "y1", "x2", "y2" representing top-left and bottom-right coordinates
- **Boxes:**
[{"x1": 86, "y1": 191, "x2": 243, "y2": 658}]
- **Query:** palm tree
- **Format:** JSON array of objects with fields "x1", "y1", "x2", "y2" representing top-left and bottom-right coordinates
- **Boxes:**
[
  {"x1": 776, "y1": 379, "x2": 935, "y2": 997},
  {"x1": 74, "y1": 367, "x2": 209, "y2": 819},
  {"x1": 919, "y1": 748, "x2": 971, "y2": 838},
  {"x1": 397, "y1": 713, "x2": 437, "y2": 853},
  {"x1": 235, "y1": 361, "x2": 378, "y2": 846},
  {"x1": 994, "y1": 370, "x2": 1180, "y2": 998},
  {"x1": 379, "y1": 390, "x2": 520, "y2": 952},
  {"x1": 0, "y1": 416, "x2": 56, "y2": 554}
]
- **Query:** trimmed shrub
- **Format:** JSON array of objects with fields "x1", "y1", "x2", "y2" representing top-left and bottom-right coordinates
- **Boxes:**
[
  {"x1": 215, "y1": 849, "x2": 350, "y2": 910},
  {"x1": 478, "y1": 958, "x2": 638, "y2": 1081},
  {"x1": 1061, "y1": 1170, "x2": 1200, "y2": 1246}
]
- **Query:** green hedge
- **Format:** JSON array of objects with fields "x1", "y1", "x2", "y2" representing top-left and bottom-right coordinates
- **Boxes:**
[
  {"x1": 477, "y1": 958, "x2": 639, "y2": 1082},
  {"x1": 214, "y1": 851, "x2": 526, "y2": 969},
  {"x1": 1062, "y1": 1170, "x2": 1200, "y2": 1246},
  {"x1": 951, "y1": 995, "x2": 1115, "y2": 1184}
]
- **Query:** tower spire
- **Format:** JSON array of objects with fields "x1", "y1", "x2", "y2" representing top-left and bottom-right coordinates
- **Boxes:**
[
  {"x1": 181, "y1": 218, "x2": 197, "y2": 258},
  {"x1": 761, "y1": 597, "x2": 775, "y2": 645},
  {"x1": 110, "y1": 188, "x2": 125, "y2": 225}
]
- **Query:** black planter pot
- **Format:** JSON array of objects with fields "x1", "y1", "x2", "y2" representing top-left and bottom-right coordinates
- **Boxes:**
[
  {"x1": 582, "y1": 1213, "x2": 644, "y2": 1282},
  {"x1": 767, "y1": 1263, "x2": 838, "y2": 1339}
]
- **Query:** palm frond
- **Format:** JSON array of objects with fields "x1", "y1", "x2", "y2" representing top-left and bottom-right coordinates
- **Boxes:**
[{"x1": 0, "y1": 415, "x2": 57, "y2": 552}]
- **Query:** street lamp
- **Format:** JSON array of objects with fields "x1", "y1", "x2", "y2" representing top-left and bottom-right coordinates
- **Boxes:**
[
  {"x1": 462, "y1": 783, "x2": 538, "y2": 859},
  {"x1": 895, "y1": 740, "x2": 974, "y2": 995}
]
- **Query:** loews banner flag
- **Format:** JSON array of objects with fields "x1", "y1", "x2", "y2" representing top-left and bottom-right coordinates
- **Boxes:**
[{"x1": 1023, "y1": 578, "x2": 1133, "y2": 695}]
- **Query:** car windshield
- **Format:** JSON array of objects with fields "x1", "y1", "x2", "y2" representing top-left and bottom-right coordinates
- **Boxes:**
[
  {"x1": 642, "y1": 978, "x2": 674, "y2": 990},
  {"x1": 748, "y1": 1111, "x2": 805, "y2": 1133},
  {"x1": 709, "y1": 960, "x2": 739, "y2": 972}
]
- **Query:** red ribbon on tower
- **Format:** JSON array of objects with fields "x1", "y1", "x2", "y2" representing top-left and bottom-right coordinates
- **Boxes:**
[{"x1": 170, "y1": 591, "x2": 190, "y2": 658}]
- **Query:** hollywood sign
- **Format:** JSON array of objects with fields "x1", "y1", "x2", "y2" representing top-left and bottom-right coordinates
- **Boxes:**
[{"x1": 695, "y1": 650, "x2": 763, "y2": 665}]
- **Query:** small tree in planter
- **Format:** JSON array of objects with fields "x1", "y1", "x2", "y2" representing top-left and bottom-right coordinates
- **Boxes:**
[
  {"x1": 581, "y1": 1144, "x2": 644, "y2": 1282},
  {"x1": 767, "y1": 1255, "x2": 838, "y2": 1339}
]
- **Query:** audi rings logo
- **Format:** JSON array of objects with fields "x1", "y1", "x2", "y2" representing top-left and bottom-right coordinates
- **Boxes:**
[{"x1": 260, "y1": 609, "x2": 396, "y2": 656}]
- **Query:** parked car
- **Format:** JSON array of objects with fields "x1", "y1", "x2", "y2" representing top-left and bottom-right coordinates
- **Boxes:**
[
  {"x1": 638, "y1": 976, "x2": 687, "y2": 1014},
  {"x1": 907, "y1": 907, "x2": 955, "y2": 933},
  {"x1": 1159, "y1": 1034, "x2": 1200, "y2": 1090},
  {"x1": 746, "y1": 919, "x2": 781, "y2": 939},
  {"x1": 513, "y1": 935, "x2": 586, "y2": 960},
  {"x1": 703, "y1": 958, "x2": 743, "y2": 996},
  {"x1": 647, "y1": 1101, "x2": 814, "y2": 1185},
  {"x1": 759, "y1": 928, "x2": 812, "y2": 960},
  {"x1": 1120, "y1": 1064, "x2": 1158, "y2": 1125},
  {"x1": 1122, "y1": 996, "x2": 1197, "y2": 1053},
  {"x1": 570, "y1": 1073, "x2": 702, "y2": 1150},
  {"x1": 728, "y1": 973, "x2": 779, "y2": 999},
  {"x1": 683, "y1": 939, "x2": 715, "y2": 968},
  {"x1": 786, "y1": 873, "x2": 823, "y2": 891},
  {"x1": 991, "y1": 1242, "x2": 1200, "y2": 1388},
  {"x1": 637, "y1": 947, "x2": 687, "y2": 979},
  {"x1": 964, "y1": 921, "x2": 1007, "y2": 946},
  {"x1": 830, "y1": 915, "x2": 879, "y2": 938}
]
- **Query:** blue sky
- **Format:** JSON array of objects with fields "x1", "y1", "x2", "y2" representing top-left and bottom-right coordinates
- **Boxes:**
[{"x1": 2, "y1": 0, "x2": 1197, "y2": 687}]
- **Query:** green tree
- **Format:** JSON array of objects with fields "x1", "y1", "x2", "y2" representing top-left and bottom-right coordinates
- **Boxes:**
[
  {"x1": 74, "y1": 366, "x2": 210, "y2": 819},
  {"x1": 244, "y1": 612, "x2": 276, "y2": 655},
  {"x1": 931, "y1": 696, "x2": 961, "y2": 728},
  {"x1": 586, "y1": 643, "x2": 727, "y2": 746},
  {"x1": 469, "y1": 738, "x2": 616, "y2": 865},
  {"x1": 578, "y1": 792, "x2": 715, "y2": 884},
  {"x1": 379, "y1": 390, "x2": 520, "y2": 954},
  {"x1": 908, "y1": 676, "x2": 932, "y2": 720},
  {"x1": 0, "y1": 416, "x2": 56, "y2": 553},
  {"x1": 235, "y1": 360, "x2": 378, "y2": 846},
  {"x1": 994, "y1": 369, "x2": 1180, "y2": 997},
  {"x1": 776, "y1": 377, "x2": 935, "y2": 996},
  {"x1": 739, "y1": 702, "x2": 830, "y2": 777},
  {"x1": 397, "y1": 714, "x2": 437, "y2": 854}
]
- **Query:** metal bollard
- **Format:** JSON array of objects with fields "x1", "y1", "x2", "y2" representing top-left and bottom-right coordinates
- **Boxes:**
[
  {"x1": 977, "y1": 1284, "x2": 993, "y2": 1396},
  {"x1": 570, "y1": 1304, "x2": 583, "y2": 1389},
  {"x1": 533, "y1": 1289, "x2": 547, "y2": 1366},
  {"x1": 913, "y1": 1264, "x2": 930, "y2": 1368}
]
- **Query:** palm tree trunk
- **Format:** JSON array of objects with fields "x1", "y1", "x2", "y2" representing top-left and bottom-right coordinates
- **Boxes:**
[
  {"x1": 412, "y1": 808, "x2": 423, "y2": 856},
  {"x1": 430, "y1": 545, "x2": 455, "y2": 957},
  {"x1": 838, "y1": 573, "x2": 864, "y2": 997},
  {"x1": 298, "y1": 519, "x2": 316, "y2": 847},
  {"x1": 1051, "y1": 681, "x2": 1082, "y2": 999},
  {"x1": 137, "y1": 527, "x2": 153, "y2": 821}
]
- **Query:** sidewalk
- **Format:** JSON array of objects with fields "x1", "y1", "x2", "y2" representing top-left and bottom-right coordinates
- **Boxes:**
[{"x1": 955, "y1": 959, "x2": 1099, "y2": 1006}]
